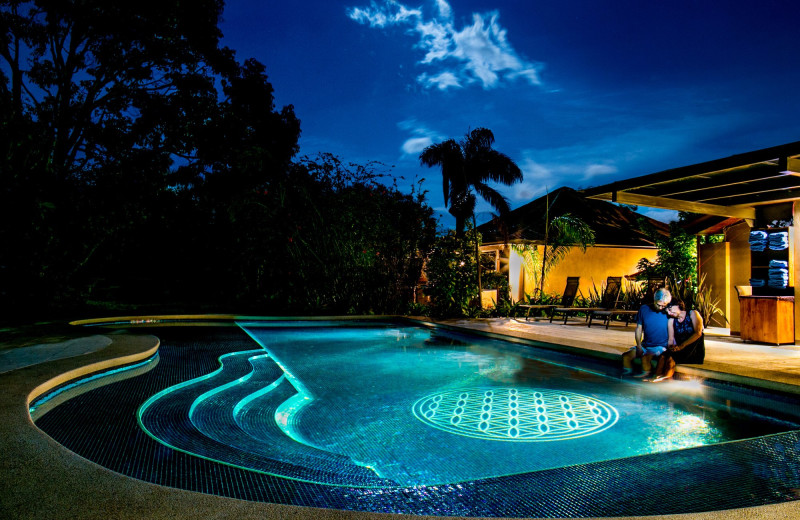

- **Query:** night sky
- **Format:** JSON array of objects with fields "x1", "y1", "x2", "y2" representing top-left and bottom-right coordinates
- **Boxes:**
[{"x1": 220, "y1": 0, "x2": 800, "y2": 227}]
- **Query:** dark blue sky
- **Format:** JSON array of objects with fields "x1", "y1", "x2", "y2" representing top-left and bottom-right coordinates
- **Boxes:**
[{"x1": 220, "y1": 0, "x2": 800, "y2": 227}]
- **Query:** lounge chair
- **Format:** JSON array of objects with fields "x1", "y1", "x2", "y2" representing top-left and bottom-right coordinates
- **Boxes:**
[
  {"x1": 588, "y1": 277, "x2": 666, "y2": 329},
  {"x1": 519, "y1": 277, "x2": 580, "y2": 321},
  {"x1": 551, "y1": 276, "x2": 622, "y2": 325}
]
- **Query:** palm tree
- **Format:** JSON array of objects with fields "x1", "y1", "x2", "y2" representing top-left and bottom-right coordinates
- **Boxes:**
[
  {"x1": 419, "y1": 128, "x2": 522, "y2": 237},
  {"x1": 420, "y1": 128, "x2": 522, "y2": 306}
]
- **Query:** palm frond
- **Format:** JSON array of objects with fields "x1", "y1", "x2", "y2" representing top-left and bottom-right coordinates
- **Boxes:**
[
  {"x1": 549, "y1": 213, "x2": 596, "y2": 252},
  {"x1": 472, "y1": 182, "x2": 511, "y2": 215}
]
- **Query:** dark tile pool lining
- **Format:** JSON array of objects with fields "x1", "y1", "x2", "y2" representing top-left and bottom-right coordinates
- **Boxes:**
[{"x1": 32, "y1": 323, "x2": 800, "y2": 518}]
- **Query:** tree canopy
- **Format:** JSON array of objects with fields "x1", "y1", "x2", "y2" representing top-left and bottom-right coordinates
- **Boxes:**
[{"x1": 0, "y1": 1, "x2": 434, "y2": 318}]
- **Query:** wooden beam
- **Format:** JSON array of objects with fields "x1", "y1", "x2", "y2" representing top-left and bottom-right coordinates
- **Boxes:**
[{"x1": 590, "y1": 191, "x2": 756, "y2": 219}]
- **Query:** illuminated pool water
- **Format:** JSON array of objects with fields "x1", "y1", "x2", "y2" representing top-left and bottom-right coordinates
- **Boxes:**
[{"x1": 31, "y1": 320, "x2": 800, "y2": 517}]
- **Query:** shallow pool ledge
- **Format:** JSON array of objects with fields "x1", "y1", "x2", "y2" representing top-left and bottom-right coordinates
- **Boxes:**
[{"x1": 416, "y1": 317, "x2": 800, "y2": 397}]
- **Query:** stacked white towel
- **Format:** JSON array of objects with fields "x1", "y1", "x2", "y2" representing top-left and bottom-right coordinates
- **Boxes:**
[
  {"x1": 750, "y1": 278, "x2": 766, "y2": 287},
  {"x1": 768, "y1": 231, "x2": 789, "y2": 251},
  {"x1": 749, "y1": 230, "x2": 768, "y2": 251}
]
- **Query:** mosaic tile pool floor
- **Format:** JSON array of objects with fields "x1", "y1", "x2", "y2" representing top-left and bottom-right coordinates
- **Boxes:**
[{"x1": 32, "y1": 324, "x2": 800, "y2": 517}]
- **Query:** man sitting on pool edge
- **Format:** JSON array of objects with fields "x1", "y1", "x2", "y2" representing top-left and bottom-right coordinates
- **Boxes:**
[{"x1": 621, "y1": 287, "x2": 671, "y2": 377}]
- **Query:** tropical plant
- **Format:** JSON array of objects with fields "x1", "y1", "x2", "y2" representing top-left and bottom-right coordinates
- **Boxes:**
[
  {"x1": 537, "y1": 212, "x2": 595, "y2": 295},
  {"x1": 490, "y1": 298, "x2": 525, "y2": 318},
  {"x1": 511, "y1": 211, "x2": 595, "y2": 298},
  {"x1": 578, "y1": 280, "x2": 605, "y2": 309},
  {"x1": 403, "y1": 301, "x2": 430, "y2": 317},
  {"x1": 695, "y1": 274, "x2": 728, "y2": 327},
  {"x1": 511, "y1": 242, "x2": 542, "y2": 298},
  {"x1": 620, "y1": 279, "x2": 645, "y2": 309},
  {"x1": 637, "y1": 221, "x2": 697, "y2": 289},
  {"x1": 669, "y1": 273, "x2": 727, "y2": 327}
]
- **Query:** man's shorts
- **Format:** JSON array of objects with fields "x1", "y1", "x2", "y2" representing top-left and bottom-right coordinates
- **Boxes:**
[{"x1": 628, "y1": 345, "x2": 666, "y2": 357}]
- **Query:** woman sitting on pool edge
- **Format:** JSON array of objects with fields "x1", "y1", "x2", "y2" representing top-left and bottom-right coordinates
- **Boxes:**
[{"x1": 646, "y1": 298, "x2": 705, "y2": 382}]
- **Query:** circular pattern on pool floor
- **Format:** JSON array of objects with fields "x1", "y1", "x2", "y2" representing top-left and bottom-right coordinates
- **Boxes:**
[{"x1": 412, "y1": 387, "x2": 618, "y2": 441}]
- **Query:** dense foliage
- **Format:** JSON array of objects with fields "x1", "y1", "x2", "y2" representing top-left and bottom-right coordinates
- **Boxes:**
[
  {"x1": 423, "y1": 230, "x2": 481, "y2": 318},
  {"x1": 0, "y1": 1, "x2": 435, "y2": 318},
  {"x1": 241, "y1": 155, "x2": 436, "y2": 314},
  {"x1": 636, "y1": 220, "x2": 697, "y2": 288}
]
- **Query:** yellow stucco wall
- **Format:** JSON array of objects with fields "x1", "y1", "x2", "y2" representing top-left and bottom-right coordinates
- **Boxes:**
[
  {"x1": 725, "y1": 221, "x2": 752, "y2": 335},
  {"x1": 697, "y1": 241, "x2": 730, "y2": 328},
  {"x1": 509, "y1": 245, "x2": 659, "y2": 302}
]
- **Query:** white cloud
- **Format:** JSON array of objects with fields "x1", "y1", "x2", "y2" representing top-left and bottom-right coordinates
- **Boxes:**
[
  {"x1": 417, "y1": 71, "x2": 461, "y2": 90},
  {"x1": 348, "y1": 0, "x2": 542, "y2": 90},
  {"x1": 513, "y1": 150, "x2": 619, "y2": 199},
  {"x1": 507, "y1": 180, "x2": 547, "y2": 202},
  {"x1": 639, "y1": 208, "x2": 680, "y2": 223},
  {"x1": 347, "y1": 1, "x2": 422, "y2": 27},
  {"x1": 417, "y1": 20, "x2": 452, "y2": 63},
  {"x1": 584, "y1": 163, "x2": 618, "y2": 178},
  {"x1": 398, "y1": 119, "x2": 445, "y2": 157},
  {"x1": 448, "y1": 13, "x2": 541, "y2": 89},
  {"x1": 435, "y1": 0, "x2": 451, "y2": 19},
  {"x1": 402, "y1": 136, "x2": 433, "y2": 154}
]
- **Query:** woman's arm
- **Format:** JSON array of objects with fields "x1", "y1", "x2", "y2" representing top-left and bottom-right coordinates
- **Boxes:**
[
  {"x1": 674, "y1": 310, "x2": 704, "y2": 351},
  {"x1": 667, "y1": 318, "x2": 676, "y2": 349}
]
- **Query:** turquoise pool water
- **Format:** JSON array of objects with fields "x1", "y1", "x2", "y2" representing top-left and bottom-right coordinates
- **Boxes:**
[{"x1": 131, "y1": 321, "x2": 797, "y2": 487}]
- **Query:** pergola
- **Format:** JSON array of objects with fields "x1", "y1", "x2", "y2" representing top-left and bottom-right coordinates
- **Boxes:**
[
  {"x1": 580, "y1": 140, "x2": 800, "y2": 222},
  {"x1": 580, "y1": 140, "x2": 800, "y2": 342}
]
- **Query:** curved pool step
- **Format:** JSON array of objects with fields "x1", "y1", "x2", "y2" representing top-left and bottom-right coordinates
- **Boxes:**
[
  {"x1": 139, "y1": 349, "x2": 393, "y2": 486},
  {"x1": 190, "y1": 355, "x2": 379, "y2": 475}
]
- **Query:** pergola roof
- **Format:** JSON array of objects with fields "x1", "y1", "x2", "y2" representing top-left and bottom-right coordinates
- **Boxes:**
[{"x1": 580, "y1": 140, "x2": 800, "y2": 221}]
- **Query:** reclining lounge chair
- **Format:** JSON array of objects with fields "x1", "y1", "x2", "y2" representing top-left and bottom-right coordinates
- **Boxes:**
[
  {"x1": 519, "y1": 277, "x2": 580, "y2": 321},
  {"x1": 588, "y1": 277, "x2": 666, "y2": 329},
  {"x1": 551, "y1": 276, "x2": 622, "y2": 325}
]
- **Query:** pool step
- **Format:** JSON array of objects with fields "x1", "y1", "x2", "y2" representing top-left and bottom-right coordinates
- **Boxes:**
[{"x1": 139, "y1": 349, "x2": 393, "y2": 486}]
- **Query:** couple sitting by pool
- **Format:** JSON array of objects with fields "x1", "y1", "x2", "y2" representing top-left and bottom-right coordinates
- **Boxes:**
[{"x1": 621, "y1": 287, "x2": 705, "y2": 382}]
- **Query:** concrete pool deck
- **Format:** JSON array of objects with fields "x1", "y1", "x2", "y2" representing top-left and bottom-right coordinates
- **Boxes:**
[{"x1": 1, "y1": 316, "x2": 799, "y2": 520}]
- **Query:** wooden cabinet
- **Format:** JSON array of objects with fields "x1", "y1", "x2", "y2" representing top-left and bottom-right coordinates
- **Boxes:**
[{"x1": 739, "y1": 295, "x2": 795, "y2": 344}]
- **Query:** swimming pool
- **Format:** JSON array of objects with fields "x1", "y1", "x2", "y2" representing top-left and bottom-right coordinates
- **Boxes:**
[{"x1": 31, "y1": 319, "x2": 800, "y2": 517}]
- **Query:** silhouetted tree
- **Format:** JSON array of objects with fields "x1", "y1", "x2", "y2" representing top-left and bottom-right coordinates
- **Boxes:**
[
  {"x1": 0, "y1": 0, "x2": 300, "y2": 314},
  {"x1": 1, "y1": 1, "x2": 433, "y2": 318}
]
